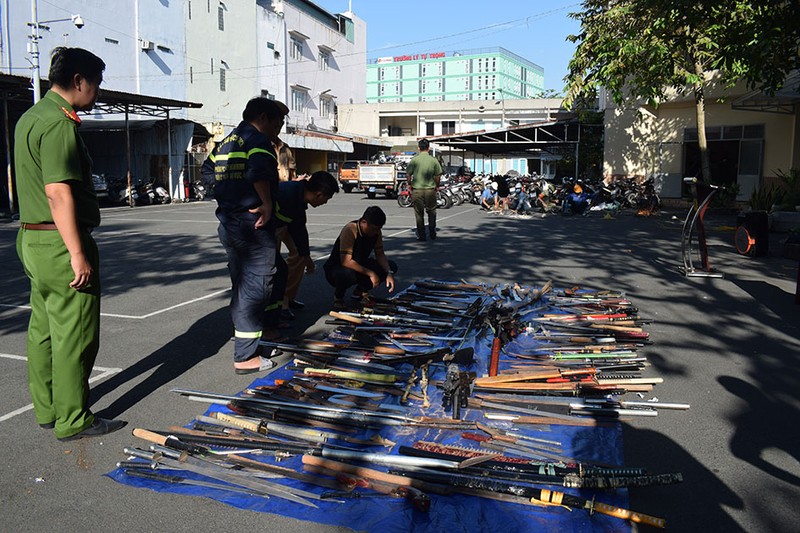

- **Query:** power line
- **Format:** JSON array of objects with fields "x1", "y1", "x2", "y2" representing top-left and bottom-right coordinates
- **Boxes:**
[{"x1": 32, "y1": 1, "x2": 578, "y2": 90}]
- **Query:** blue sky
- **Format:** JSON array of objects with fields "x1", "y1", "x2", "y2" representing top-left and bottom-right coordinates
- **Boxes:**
[{"x1": 313, "y1": 0, "x2": 583, "y2": 93}]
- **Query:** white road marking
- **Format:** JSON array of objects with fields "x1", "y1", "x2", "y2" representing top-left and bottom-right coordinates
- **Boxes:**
[
  {"x1": 0, "y1": 288, "x2": 230, "y2": 319},
  {"x1": 102, "y1": 288, "x2": 230, "y2": 319},
  {"x1": 1, "y1": 208, "x2": 477, "y2": 318},
  {"x1": 0, "y1": 352, "x2": 122, "y2": 424}
]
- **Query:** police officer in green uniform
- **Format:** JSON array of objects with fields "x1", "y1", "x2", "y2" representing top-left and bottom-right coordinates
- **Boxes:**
[
  {"x1": 15, "y1": 47, "x2": 125, "y2": 441},
  {"x1": 406, "y1": 138, "x2": 443, "y2": 241}
]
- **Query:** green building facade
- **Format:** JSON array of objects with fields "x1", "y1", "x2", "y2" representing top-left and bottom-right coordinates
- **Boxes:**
[{"x1": 367, "y1": 47, "x2": 544, "y2": 103}]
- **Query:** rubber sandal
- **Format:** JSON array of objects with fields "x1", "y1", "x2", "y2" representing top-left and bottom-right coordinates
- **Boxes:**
[{"x1": 234, "y1": 356, "x2": 275, "y2": 375}]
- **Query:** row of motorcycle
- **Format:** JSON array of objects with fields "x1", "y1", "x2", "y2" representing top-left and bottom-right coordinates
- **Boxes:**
[
  {"x1": 103, "y1": 176, "x2": 209, "y2": 206},
  {"x1": 396, "y1": 173, "x2": 662, "y2": 215}
]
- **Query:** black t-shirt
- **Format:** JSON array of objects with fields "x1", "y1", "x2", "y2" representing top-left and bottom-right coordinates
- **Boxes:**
[{"x1": 495, "y1": 176, "x2": 510, "y2": 197}]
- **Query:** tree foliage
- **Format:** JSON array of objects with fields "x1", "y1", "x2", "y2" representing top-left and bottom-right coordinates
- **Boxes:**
[
  {"x1": 565, "y1": 0, "x2": 800, "y2": 108},
  {"x1": 564, "y1": 1, "x2": 800, "y2": 182}
]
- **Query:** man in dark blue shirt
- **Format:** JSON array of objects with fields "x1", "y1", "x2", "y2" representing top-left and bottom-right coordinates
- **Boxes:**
[
  {"x1": 268, "y1": 171, "x2": 339, "y2": 326},
  {"x1": 201, "y1": 97, "x2": 288, "y2": 374}
]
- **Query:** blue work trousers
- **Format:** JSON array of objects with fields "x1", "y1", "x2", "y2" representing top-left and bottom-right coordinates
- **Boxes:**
[{"x1": 217, "y1": 214, "x2": 278, "y2": 362}]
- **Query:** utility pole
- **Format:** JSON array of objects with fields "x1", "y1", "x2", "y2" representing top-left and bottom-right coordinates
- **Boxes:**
[
  {"x1": 28, "y1": 0, "x2": 41, "y2": 103},
  {"x1": 27, "y1": 0, "x2": 85, "y2": 103}
]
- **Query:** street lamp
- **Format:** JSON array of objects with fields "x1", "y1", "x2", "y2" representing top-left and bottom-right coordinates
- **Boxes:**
[{"x1": 28, "y1": 0, "x2": 85, "y2": 103}]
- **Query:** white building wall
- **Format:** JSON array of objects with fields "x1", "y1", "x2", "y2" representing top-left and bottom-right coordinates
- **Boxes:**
[
  {"x1": 185, "y1": 0, "x2": 259, "y2": 130},
  {"x1": 1, "y1": 0, "x2": 186, "y2": 114},
  {"x1": 280, "y1": 2, "x2": 366, "y2": 133},
  {"x1": 603, "y1": 79, "x2": 797, "y2": 199},
  {"x1": 256, "y1": 7, "x2": 287, "y2": 104}
]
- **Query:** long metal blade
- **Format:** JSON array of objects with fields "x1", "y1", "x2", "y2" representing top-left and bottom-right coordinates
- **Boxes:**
[{"x1": 155, "y1": 452, "x2": 320, "y2": 507}]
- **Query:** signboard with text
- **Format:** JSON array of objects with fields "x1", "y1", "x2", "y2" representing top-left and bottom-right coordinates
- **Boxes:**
[{"x1": 376, "y1": 52, "x2": 447, "y2": 63}]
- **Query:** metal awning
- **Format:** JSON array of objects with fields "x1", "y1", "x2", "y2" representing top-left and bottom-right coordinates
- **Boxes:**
[
  {"x1": 1, "y1": 74, "x2": 203, "y2": 210},
  {"x1": 284, "y1": 129, "x2": 354, "y2": 153},
  {"x1": 731, "y1": 70, "x2": 800, "y2": 114},
  {"x1": 0, "y1": 73, "x2": 202, "y2": 116},
  {"x1": 427, "y1": 118, "x2": 580, "y2": 155},
  {"x1": 92, "y1": 89, "x2": 203, "y2": 117}
]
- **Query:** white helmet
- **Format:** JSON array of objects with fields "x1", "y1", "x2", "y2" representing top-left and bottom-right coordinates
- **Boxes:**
[{"x1": 490, "y1": 182, "x2": 498, "y2": 191}]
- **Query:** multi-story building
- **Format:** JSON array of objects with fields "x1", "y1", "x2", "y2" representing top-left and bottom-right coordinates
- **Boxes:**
[
  {"x1": 339, "y1": 98, "x2": 568, "y2": 176},
  {"x1": 0, "y1": 0, "x2": 379, "y2": 194},
  {"x1": 367, "y1": 47, "x2": 544, "y2": 104}
]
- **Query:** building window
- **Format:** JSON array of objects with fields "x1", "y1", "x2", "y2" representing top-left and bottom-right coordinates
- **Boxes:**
[
  {"x1": 442, "y1": 121, "x2": 455, "y2": 134},
  {"x1": 426, "y1": 122, "x2": 435, "y2": 136},
  {"x1": 218, "y1": 5, "x2": 224, "y2": 30},
  {"x1": 188, "y1": 1, "x2": 192, "y2": 19},
  {"x1": 104, "y1": 38, "x2": 119, "y2": 45},
  {"x1": 319, "y1": 51, "x2": 330, "y2": 71},
  {"x1": 220, "y1": 68, "x2": 226, "y2": 91},
  {"x1": 189, "y1": 66, "x2": 193, "y2": 83},
  {"x1": 290, "y1": 37, "x2": 303, "y2": 60},
  {"x1": 210, "y1": 58, "x2": 214, "y2": 75},
  {"x1": 320, "y1": 97, "x2": 333, "y2": 118},
  {"x1": 291, "y1": 88, "x2": 307, "y2": 112}
]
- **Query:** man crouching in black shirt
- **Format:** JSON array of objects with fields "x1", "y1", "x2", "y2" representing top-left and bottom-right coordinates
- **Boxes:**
[{"x1": 323, "y1": 206, "x2": 398, "y2": 309}]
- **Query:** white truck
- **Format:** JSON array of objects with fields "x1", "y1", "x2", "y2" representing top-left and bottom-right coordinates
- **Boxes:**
[{"x1": 358, "y1": 163, "x2": 404, "y2": 199}]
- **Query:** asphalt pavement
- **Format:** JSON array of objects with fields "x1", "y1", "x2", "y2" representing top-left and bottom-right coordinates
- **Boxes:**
[{"x1": 0, "y1": 191, "x2": 798, "y2": 533}]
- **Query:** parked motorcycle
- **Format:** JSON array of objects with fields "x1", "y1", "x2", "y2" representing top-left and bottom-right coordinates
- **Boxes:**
[
  {"x1": 138, "y1": 178, "x2": 172, "y2": 205},
  {"x1": 191, "y1": 180, "x2": 208, "y2": 201},
  {"x1": 106, "y1": 176, "x2": 139, "y2": 207},
  {"x1": 396, "y1": 182, "x2": 412, "y2": 208}
]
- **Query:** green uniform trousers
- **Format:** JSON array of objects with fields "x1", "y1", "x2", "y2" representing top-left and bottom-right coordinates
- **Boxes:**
[
  {"x1": 411, "y1": 188, "x2": 437, "y2": 237},
  {"x1": 16, "y1": 227, "x2": 100, "y2": 439}
]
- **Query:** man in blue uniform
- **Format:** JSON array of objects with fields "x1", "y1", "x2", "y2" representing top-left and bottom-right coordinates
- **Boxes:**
[
  {"x1": 201, "y1": 98, "x2": 288, "y2": 374},
  {"x1": 265, "y1": 171, "x2": 339, "y2": 327}
]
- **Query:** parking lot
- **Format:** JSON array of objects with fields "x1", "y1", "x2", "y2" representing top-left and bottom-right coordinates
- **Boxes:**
[{"x1": 1, "y1": 191, "x2": 798, "y2": 532}]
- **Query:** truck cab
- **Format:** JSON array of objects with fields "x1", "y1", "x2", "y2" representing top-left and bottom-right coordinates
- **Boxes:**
[{"x1": 338, "y1": 161, "x2": 361, "y2": 193}]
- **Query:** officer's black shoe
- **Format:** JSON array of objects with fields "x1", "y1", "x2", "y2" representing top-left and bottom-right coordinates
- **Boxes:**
[
  {"x1": 39, "y1": 421, "x2": 55, "y2": 429},
  {"x1": 57, "y1": 417, "x2": 127, "y2": 442},
  {"x1": 280, "y1": 308, "x2": 295, "y2": 321},
  {"x1": 288, "y1": 299, "x2": 305, "y2": 310}
]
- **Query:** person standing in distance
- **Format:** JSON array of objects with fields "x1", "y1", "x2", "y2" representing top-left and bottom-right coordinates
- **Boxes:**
[
  {"x1": 15, "y1": 47, "x2": 126, "y2": 441},
  {"x1": 405, "y1": 138, "x2": 442, "y2": 241},
  {"x1": 202, "y1": 98, "x2": 287, "y2": 374}
]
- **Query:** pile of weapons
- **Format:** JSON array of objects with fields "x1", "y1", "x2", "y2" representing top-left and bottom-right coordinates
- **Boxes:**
[{"x1": 115, "y1": 280, "x2": 684, "y2": 529}]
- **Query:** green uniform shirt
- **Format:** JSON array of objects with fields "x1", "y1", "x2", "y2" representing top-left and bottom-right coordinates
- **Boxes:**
[
  {"x1": 14, "y1": 90, "x2": 100, "y2": 227},
  {"x1": 406, "y1": 151, "x2": 442, "y2": 190}
]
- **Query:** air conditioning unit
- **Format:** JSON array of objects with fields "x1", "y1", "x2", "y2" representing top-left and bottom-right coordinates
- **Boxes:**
[{"x1": 140, "y1": 40, "x2": 154, "y2": 51}]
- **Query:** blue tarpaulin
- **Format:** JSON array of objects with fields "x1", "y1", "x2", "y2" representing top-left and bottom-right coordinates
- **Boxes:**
[{"x1": 109, "y1": 286, "x2": 632, "y2": 532}]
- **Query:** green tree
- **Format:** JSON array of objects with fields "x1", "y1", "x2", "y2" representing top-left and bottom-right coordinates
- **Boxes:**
[{"x1": 564, "y1": 0, "x2": 800, "y2": 183}]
